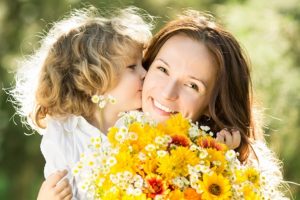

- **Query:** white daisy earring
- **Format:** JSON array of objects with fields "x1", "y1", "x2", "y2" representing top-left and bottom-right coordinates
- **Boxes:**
[{"x1": 91, "y1": 94, "x2": 116, "y2": 108}]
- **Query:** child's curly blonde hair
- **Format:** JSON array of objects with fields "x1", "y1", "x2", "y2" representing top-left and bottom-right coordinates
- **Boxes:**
[{"x1": 12, "y1": 6, "x2": 153, "y2": 130}]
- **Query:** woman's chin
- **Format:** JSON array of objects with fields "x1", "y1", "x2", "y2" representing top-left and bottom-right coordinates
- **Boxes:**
[{"x1": 148, "y1": 112, "x2": 171, "y2": 122}]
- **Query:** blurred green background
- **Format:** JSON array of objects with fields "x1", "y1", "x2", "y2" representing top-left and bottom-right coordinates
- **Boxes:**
[{"x1": 0, "y1": 0, "x2": 299, "y2": 199}]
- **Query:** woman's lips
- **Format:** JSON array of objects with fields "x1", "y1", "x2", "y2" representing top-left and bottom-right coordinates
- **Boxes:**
[{"x1": 150, "y1": 98, "x2": 176, "y2": 116}]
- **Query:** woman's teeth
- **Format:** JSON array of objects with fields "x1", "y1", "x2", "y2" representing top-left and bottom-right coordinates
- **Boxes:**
[{"x1": 153, "y1": 100, "x2": 175, "y2": 113}]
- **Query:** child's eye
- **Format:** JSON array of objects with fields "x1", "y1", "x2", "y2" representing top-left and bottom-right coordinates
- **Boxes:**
[
  {"x1": 127, "y1": 65, "x2": 136, "y2": 70},
  {"x1": 157, "y1": 66, "x2": 168, "y2": 74}
]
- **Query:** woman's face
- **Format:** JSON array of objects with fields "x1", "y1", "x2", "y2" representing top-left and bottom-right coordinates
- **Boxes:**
[{"x1": 142, "y1": 34, "x2": 218, "y2": 122}]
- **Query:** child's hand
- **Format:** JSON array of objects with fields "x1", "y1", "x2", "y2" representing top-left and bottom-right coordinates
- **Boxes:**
[
  {"x1": 37, "y1": 170, "x2": 72, "y2": 200},
  {"x1": 216, "y1": 129, "x2": 241, "y2": 149}
]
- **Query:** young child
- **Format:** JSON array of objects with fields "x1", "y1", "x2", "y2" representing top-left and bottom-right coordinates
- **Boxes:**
[{"x1": 12, "y1": 6, "x2": 152, "y2": 199}]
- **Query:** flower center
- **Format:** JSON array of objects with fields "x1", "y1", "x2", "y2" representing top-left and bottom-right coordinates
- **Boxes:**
[
  {"x1": 248, "y1": 174, "x2": 258, "y2": 183},
  {"x1": 209, "y1": 183, "x2": 221, "y2": 195}
]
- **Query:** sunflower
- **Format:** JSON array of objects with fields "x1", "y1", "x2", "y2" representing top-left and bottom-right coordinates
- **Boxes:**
[{"x1": 200, "y1": 172, "x2": 231, "y2": 200}]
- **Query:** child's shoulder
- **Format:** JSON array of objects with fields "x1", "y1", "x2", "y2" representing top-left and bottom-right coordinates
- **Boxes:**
[
  {"x1": 44, "y1": 115, "x2": 80, "y2": 132},
  {"x1": 42, "y1": 114, "x2": 103, "y2": 138},
  {"x1": 41, "y1": 114, "x2": 92, "y2": 136}
]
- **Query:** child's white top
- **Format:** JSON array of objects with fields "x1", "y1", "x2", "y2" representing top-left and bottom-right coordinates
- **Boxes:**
[{"x1": 40, "y1": 114, "x2": 109, "y2": 199}]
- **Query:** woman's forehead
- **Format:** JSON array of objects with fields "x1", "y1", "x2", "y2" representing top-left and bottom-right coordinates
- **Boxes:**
[{"x1": 155, "y1": 35, "x2": 215, "y2": 77}]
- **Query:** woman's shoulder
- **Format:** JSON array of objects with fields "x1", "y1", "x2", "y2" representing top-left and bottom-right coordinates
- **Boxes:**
[{"x1": 248, "y1": 140, "x2": 290, "y2": 199}]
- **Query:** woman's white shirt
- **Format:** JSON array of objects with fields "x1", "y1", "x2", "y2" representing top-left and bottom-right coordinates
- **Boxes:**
[{"x1": 40, "y1": 115, "x2": 108, "y2": 199}]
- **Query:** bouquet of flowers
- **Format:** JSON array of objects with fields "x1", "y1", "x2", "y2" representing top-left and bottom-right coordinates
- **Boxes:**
[{"x1": 73, "y1": 111, "x2": 272, "y2": 200}]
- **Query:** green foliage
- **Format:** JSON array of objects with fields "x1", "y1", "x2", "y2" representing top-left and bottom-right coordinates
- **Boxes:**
[{"x1": 0, "y1": 0, "x2": 299, "y2": 199}]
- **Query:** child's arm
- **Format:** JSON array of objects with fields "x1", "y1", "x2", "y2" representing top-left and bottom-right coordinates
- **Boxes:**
[
  {"x1": 216, "y1": 129, "x2": 241, "y2": 149},
  {"x1": 37, "y1": 170, "x2": 72, "y2": 200}
]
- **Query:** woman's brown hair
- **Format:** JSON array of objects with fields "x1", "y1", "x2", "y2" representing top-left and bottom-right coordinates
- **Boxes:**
[{"x1": 143, "y1": 10, "x2": 260, "y2": 162}]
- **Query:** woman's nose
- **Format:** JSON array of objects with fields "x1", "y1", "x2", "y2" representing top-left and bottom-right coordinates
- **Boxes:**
[{"x1": 161, "y1": 80, "x2": 179, "y2": 101}]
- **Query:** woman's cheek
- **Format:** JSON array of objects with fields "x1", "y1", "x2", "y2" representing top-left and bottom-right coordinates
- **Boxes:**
[{"x1": 182, "y1": 94, "x2": 201, "y2": 117}]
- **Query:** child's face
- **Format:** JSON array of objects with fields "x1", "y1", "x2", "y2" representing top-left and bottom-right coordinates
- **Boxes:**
[
  {"x1": 142, "y1": 34, "x2": 217, "y2": 122},
  {"x1": 105, "y1": 51, "x2": 145, "y2": 113}
]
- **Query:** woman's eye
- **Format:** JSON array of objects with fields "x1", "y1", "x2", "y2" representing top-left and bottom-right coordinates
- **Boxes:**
[
  {"x1": 157, "y1": 66, "x2": 168, "y2": 74},
  {"x1": 187, "y1": 83, "x2": 199, "y2": 91}
]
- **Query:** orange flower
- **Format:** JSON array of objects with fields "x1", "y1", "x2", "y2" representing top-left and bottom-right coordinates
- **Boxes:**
[
  {"x1": 145, "y1": 174, "x2": 168, "y2": 198},
  {"x1": 184, "y1": 188, "x2": 202, "y2": 200},
  {"x1": 197, "y1": 136, "x2": 227, "y2": 151},
  {"x1": 168, "y1": 189, "x2": 184, "y2": 200},
  {"x1": 170, "y1": 134, "x2": 191, "y2": 147}
]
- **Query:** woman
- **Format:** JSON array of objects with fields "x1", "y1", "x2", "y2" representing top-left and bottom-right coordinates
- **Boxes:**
[{"x1": 141, "y1": 9, "x2": 287, "y2": 198}]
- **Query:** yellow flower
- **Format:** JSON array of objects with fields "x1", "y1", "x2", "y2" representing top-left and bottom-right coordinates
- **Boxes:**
[
  {"x1": 159, "y1": 113, "x2": 191, "y2": 137},
  {"x1": 129, "y1": 123, "x2": 164, "y2": 152},
  {"x1": 243, "y1": 185, "x2": 261, "y2": 200},
  {"x1": 121, "y1": 194, "x2": 148, "y2": 200},
  {"x1": 245, "y1": 168, "x2": 260, "y2": 187},
  {"x1": 110, "y1": 150, "x2": 136, "y2": 174},
  {"x1": 107, "y1": 127, "x2": 119, "y2": 146},
  {"x1": 206, "y1": 148, "x2": 227, "y2": 174},
  {"x1": 103, "y1": 191, "x2": 123, "y2": 200},
  {"x1": 236, "y1": 168, "x2": 260, "y2": 188},
  {"x1": 129, "y1": 122, "x2": 144, "y2": 137},
  {"x1": 141, "y1": 156, "x2": 158, "y2": 176},
  {"x1": 200, "y1": 172, "x2": 231, "y2": 200},
  {"x1": 157, "y1": 146, "x2": 199, "y2": 180}
]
